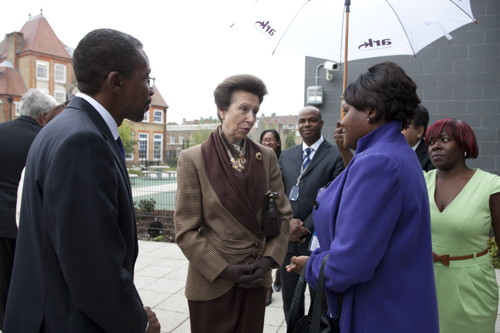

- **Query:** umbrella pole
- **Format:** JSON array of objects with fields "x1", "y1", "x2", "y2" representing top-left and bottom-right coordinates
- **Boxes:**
[{"x1": 341, "y1": 0, "x2": 351, "y2": 120}]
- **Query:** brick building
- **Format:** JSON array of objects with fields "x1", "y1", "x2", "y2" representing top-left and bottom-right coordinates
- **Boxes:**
[
  {"x1": 255, "y1": 113, "x2": 300, "y2": 148},
  {"x1": 125, "y1": 93, "x2": 169, "y2": 166},
  {"x1": 165, "y1": 122, "x2": 218, "y2": 166},
  {"x1": 164, "y1": 113, "x2": 301, "y2": 167},
  {"x1": 0, "y1": 13, "x2": 74, "y2": 121},
  {"x1": 0, "y1": 13, "x2": 170, "y2": 166}
]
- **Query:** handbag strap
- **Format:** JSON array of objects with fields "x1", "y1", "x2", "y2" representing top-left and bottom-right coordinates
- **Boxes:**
[
  {"x1": 287, "y1": 254, "x2": 343, "y2": 333},
  {"x1": 286, "y1": 259, "x2": 309, "y2": 330},
  {"x1": 310, "y1": 254, "x2": 329, "y2": 333},
  {"x1": 312, "y1": 254, "x2": 344, "y2": 333}
]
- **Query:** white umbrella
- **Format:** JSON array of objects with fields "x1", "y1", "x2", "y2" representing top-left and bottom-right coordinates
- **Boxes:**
[{"x1": 230, "y1": 0, "x2": 476, "y2": 93}]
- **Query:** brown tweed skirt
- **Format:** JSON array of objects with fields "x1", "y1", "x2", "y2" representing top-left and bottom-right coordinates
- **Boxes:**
[{"x1": 188, "y1": 285, "x2": 267, "y2": 333}]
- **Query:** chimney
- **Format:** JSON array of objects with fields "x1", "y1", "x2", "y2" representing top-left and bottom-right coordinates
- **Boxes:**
[{"x1": 4, "y1": 32, "x2": 24, "y2": 67}]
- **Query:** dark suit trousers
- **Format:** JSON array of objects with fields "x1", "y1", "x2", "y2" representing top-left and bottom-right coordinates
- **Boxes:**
[{"x1": 0, "y1": 237, "x2": 16, "y2": 330}]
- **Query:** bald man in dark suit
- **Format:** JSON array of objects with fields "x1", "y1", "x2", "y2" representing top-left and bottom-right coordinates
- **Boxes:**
[{"x1": 279, "y1": 106, "x2": 344, "y2": 323}]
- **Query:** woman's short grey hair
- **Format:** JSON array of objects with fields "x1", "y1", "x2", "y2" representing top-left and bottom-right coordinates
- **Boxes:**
[{"x1": 19, "y1": 89, "x2": 57, "y2": 120}]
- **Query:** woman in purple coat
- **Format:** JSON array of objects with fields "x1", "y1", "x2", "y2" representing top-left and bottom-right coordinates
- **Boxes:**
[{"x1": 288, "y1": 62, "x2": 439, "y2": 332}]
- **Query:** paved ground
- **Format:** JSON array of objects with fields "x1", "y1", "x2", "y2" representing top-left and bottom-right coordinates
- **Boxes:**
[
  {"x1": 137, "y1": 240, "x2": 500, "y2": 333},
  {"x1": 3, "y1": 240, "x2": 498, "y2": 333},
  {"x1": 135, "y1": 240, "x2": 289, "y2": 333}
]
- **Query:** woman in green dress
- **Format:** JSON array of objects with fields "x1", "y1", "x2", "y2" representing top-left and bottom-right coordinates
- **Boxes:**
[{"x1": 425, "y1": 118, "x2": 500, "y2": 333}]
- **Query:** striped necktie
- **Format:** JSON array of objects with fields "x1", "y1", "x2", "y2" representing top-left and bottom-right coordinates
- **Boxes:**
[
  {"x1": 302, "y1": 147, "x2": 313, "y2": 170},
  {"x1": 116, "y1": 137, "x2": 125, "y2": 162}
]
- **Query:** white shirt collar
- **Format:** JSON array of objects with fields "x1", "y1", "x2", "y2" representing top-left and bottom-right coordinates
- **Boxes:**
[
  {"x1": 411, "y1": 139, "x2": 421, "y2": 151},
  {"x1": 76, "y1": 92, "x2": 119, "y2": 140},
  {"x1": 302, "y1": 136, "x2": 324, "y2": 152}
]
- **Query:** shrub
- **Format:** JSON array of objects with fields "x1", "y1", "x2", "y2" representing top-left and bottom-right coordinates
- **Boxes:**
[
  {"x1": 134, "y1": 198, "x2": 156, "y2": 214},
  {"x1": 487, "y1": 237, "x2": 500, "y2": 269},
  {"x1": 153, "y1": 235, "x2": 166, "y2": 242},
  {"x1": 128, "y1": 169, "x2": 143, "y2": 176}
]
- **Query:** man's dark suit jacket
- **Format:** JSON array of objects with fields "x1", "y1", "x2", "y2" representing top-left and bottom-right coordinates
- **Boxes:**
[
  {"x1": 415, "y1": 139, "x2": 435, "y2": 172},
  {"x1": 279, "y1": 140, "x2": 344, "y2": 256},
  {"x1": 4, "y1": 97, "x2": 147, "y2": 332},
  {"x1": 0, "y1": 116, "x2": 41, "y2": 239}
]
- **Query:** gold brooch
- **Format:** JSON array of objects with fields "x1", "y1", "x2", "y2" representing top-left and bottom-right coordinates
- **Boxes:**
[
  {"x1": 230, "y1": 153, "x2": 247, "y2": 172},
  {"x1": 256, "y1": 152, "x2": 262, "y2": 160}
]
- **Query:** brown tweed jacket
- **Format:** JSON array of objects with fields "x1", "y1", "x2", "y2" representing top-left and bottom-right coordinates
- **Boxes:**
[{"x1": 175, "y1": 143, "x2": 292, "y2": 301}]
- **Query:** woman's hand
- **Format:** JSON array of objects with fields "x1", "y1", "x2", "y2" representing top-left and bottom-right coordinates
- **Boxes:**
[
  {"x1": 333, "y1": 120, "x2": 346, "y2": 150},
  {"x1": 334, "y1": 120, "x2": 354, "y2": 166},
  {"x1": 286, "y1": 255, "x2": 310, "y2": 274},
  {"x1": 238, "y1": 257, "x2": 274, "y2": 288},
  {"x1": 220, "y1": 264, "x2": 255, "y2": 283}
]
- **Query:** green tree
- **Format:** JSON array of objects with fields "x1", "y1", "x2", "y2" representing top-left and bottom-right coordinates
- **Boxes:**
[
  {"x1": 285, "y1": 131, "x2": 296, "y2": 149},
  {"x1": 191, "y1": 129, "x2": 212, "y2": 145},
  {"x1": 118, "y1": 121, "x2": 136, "y2": 153},
  {"x1": 199, "y1": 116, "x2": 218, "y2": 124}
]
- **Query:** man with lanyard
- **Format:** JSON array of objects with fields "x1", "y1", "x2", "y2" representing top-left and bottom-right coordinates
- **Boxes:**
[{"x1": 278, "y1": 105, "x2": 344, "y2": 323}]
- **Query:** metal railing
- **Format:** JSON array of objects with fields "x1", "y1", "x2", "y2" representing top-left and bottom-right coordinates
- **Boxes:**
[{"x1": 131, "y1": 174, "x2": 176, "y2": 242}]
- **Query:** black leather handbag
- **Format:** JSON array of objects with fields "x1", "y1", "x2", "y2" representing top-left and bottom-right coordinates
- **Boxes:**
[
  {"x1": 262, "y1": 190, "x2": 281, "y2": 239},
  {"x1": 286, "y1": 255, "x2": 342, "y2": 333}
]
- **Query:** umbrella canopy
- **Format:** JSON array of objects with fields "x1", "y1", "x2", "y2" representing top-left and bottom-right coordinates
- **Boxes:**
[{"x1": 230, "y1": 0, "x2": 475, "y2": 64}]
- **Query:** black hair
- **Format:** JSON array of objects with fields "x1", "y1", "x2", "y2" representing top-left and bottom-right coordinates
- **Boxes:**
[
  {"x1": 259, "y1": 129, "x2": 282, "y2": 158},
  {"x1": 73, "y1": 28, "x2": 144, "y2": 94},
  {"x1": 343, "y1": 62, "x2": 420, "y2": 129}
]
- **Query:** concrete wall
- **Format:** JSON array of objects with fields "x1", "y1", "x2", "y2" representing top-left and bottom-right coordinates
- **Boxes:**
[{"x1": 305, "y1": 0, "x2": 500, "y2": 175}]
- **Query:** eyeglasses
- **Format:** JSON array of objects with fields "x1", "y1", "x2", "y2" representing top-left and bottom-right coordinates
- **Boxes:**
[
  {"x1": 262, "y1": 138, "x2": 276, "y2": 143},
  {"x1": 131, "y1": 74, "x2": 155, "y2": 88}
]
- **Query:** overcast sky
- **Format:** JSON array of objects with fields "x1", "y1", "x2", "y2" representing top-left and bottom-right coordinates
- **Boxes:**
[{"x1": 0, "y1": 0, "x2": 306, "y2": 124}]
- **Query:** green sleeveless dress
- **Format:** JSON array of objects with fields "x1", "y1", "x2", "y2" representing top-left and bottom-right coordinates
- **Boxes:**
[{"x1": 425, "y1": 169, "x2": 500, "y2": 333}]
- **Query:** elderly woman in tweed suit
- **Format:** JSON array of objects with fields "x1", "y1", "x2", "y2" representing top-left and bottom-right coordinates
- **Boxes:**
[{"x1": 175, "y1": 74, "x2": 292, "y2": 333}]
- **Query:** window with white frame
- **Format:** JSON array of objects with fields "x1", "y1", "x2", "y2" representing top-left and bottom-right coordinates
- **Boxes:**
[
  {"x1": 125, "y1": 152, "x2": 133, "y2": 160},
  {"x1": 36, "y1": 60, "x2": 49, "y2": 80},
  {"x1": 170, "y1": 134, "x2": 175, "y2": 144},
  {"x1": 54, "y1": 90, "x2": 66, "y2": 103},
  {"x1": 143, "y1": 111, "x2": 149, "y2": 122},
  {"x1": 14, "y1": 102, "x2": 20, "y2": 116},
  {"x1": 54, "y1": 64, "x2": 66, "y2": 83},
  {"x1": 138, "y1": 133, "x2": 148, "y2": 160},
  {"x1": 179, "y1": 135, "x2": 184, "y2": 144},
  {"x1": 153, "y1": 134, "x2": 162, "y2": 160},
  {"x1": 154, "y1": 110, "x2": 163, "y2": 123}
]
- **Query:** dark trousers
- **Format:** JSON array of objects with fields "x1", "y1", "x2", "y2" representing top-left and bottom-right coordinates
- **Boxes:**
[
  {"x1": 188, "y1": 286, "x2": 267, "y2": 333},
  {"x1": 0, "y1": 237, "x2": 16, "y2": 330},
  {"x1": 280, "y1": 251, "x2": 315, "y2": 324}
]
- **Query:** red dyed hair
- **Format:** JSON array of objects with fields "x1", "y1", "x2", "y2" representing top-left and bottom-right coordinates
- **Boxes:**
[{"x1": 425, "y1": 118, "x2": 478, "y2": 159}]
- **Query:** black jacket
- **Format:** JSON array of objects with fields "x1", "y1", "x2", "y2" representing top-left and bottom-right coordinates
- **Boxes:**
[{"x1": 0, "y1": 116, "x2": 41, "y2": 238}]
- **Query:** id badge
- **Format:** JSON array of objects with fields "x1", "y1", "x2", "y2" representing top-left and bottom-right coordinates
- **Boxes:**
[
  {"x1": 289, "y1": 185, "x2": 299, "y2": 201},
  {"x1": 309, "y1": 231, "x2": 320, "y2": 252}
]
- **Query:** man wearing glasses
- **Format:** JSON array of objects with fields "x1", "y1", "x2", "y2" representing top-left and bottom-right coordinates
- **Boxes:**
[{"x1": 4, "y1": 29, "x2": 160, "y2": 333}]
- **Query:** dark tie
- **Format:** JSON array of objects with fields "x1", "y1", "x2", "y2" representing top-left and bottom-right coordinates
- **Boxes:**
[
  {"x1": 116, "y1": 137, "x2": 125, "y2": 162},
  {"x1": 302, "y1": 147, "x2": 313, "y2": 170}
]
